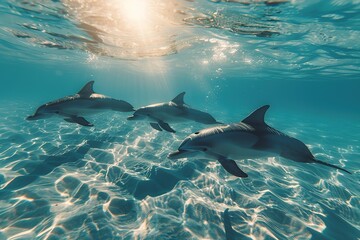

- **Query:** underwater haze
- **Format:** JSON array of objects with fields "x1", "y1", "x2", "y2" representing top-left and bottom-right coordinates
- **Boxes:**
[{"x1": 0, "y1": 0, "x2": 359, "y2": 239}]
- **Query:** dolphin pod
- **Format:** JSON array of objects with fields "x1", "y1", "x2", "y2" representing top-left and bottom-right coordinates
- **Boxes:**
[
  {"x1": 27, "y1": 81, "x2": 351, "y2": 176},
  {"x1": 27, "y1": 81, "x2": 220, "y2": 130}
]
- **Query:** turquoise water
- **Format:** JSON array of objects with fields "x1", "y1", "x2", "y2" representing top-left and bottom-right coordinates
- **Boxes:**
[{"x1": 0, "y1": 0, "x2": 359, "y2": 239}]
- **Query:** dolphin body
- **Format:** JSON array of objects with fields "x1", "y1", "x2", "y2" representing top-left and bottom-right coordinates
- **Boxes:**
[
  {"x1": 27, "y1": 81, "x2": 134, "y2": 126},
  {"x1": 168, "y1": 105, "x2": 351, "y2": 177},
  {"x1": 127, "y1": 92, "x2": 221, "y2": 133}
]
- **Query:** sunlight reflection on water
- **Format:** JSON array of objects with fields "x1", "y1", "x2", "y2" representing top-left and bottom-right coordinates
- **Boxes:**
[{"x1": 62, "y1": 0, "x2": 193, "y2": 58}]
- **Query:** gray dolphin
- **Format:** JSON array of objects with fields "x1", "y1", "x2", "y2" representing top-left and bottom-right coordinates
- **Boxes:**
[
  {"x1": 127, "y1": 92, "x2": 221, "y2": 133},
  {"x1": 168, "y1": 105, "x2": 351, "y2": 177},
  {"x1": 27, "y1": 81, "x2": 134, "y2": 126}
]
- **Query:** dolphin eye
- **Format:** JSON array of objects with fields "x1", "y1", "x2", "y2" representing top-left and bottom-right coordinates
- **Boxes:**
[{"x1": 195, "y1": 131, "x2": 200, "y2": 135}]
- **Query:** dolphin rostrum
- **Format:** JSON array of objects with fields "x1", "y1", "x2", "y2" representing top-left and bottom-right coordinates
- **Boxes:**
[
  {"x1": 168, "y1": 105, "x2": 351, "y2": 177},
  {"x1": 127, "y1": 92, "x2": 221, "y2": 133},
  {"x1": 27, "y1": 81, "x2": 134, "y2": 126}
]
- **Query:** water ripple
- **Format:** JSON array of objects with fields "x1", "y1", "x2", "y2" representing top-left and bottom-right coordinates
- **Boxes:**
[{"x1": 1, "y1": 0, "x2": 359, "y2": 80}]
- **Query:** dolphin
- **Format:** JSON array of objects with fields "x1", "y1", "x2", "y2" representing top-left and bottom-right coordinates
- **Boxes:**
[
  {"x1": 168, "y1": 105, "x2": 351, "y2": 177},
  {"x1": 27, "y1": 81, "x2": 134, "y2": 126},
  {"x1": 127, "y1": 92, "x2": 221, "y2": 133}
]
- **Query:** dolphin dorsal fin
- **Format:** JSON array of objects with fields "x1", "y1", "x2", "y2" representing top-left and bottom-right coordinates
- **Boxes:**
[
  {"x1": 78, "y1": 81, "x2": 95, "y2": 97},
  {"x1": 241, "y1": 105, "x2": 270, "y2": 126},
  {"x1": 171, "y1": 92, "x2": 186, "y2": 106}
]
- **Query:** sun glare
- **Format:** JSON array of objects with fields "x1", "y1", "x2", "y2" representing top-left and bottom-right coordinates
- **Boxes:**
[
  {"x1": 63, "y1": 0, "x2": 185, "y2": 58},
  {"x1": 121, "y1": 0, "x2": 150, "y2": 25}
]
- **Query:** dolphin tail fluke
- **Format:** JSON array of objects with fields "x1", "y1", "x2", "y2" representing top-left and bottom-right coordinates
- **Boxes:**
[
  {"x1": 218, "y1": 158, "x2": 248, "y2": 178},
  {"x1": 313, "y1": 159, "x2": 351, "y2": 174},
  {"x1": 116, "y1": 100, "x2": 135, "y2": 112}
]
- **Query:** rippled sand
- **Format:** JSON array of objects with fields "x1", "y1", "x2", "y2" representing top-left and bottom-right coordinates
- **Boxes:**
[{"x1": 0, "y1": 102, "x2": 358, "y2": 239}]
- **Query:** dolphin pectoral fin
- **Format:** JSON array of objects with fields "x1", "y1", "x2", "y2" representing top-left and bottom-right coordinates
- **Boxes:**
[
  {"x1": 158, "y1": 120, "x2": 176, "y2": 133},
  {"x1": 218, "y1": 158, "x2": 248, "y2": 178},
  {"x1": 64, "y1": 116, "x2": 93, "y2": 127},
  {"x1": 150, "y1": 122, "x2": 163, "y2": 131}
]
